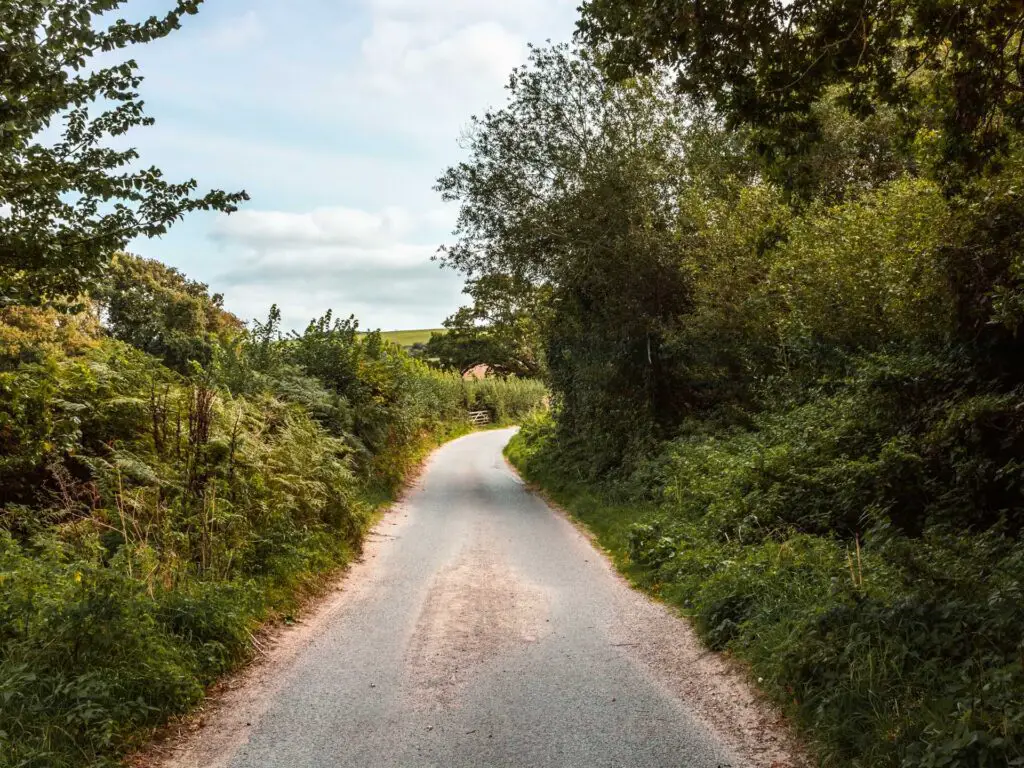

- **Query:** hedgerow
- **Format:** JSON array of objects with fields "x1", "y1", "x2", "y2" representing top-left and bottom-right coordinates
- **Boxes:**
[
  {"x1": 0, "y1": 260, "x2": 546, "y2": 768},
  {"x1": 508, "y1": 352, "x2": 1024, "y2": 767},
  {"x1": 451, "y1": 35, "x2": 1024, "y2": 766}
]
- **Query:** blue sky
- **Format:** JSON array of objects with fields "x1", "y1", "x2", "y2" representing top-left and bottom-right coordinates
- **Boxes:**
[{"x1": 118, "y1": 0, "x2": 578, "y2": 331}]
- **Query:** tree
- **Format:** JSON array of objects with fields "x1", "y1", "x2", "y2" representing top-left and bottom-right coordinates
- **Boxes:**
[
  {"x1": 0, "y1": 0, "x2": 248, "y2": 304},
  {"x1": 95, "y1": 252, "x2": 242, "y2": 373},
  {"x1": 578, "y1": 0, "x2": 1024, "y2": 185},
  {"x1": 436, "y1": 45, "x2": 694, "y2": 469},
  {"x1": 425, "y1": 274, "x2": 546, "y2": 378},
  {"x1": 579, "y1": 1, "x2": 1024, "y2": 351}
]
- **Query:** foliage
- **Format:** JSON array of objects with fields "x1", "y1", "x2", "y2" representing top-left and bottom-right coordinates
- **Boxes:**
[
  {"x1": 0, "y1": 0, "x2": 248, "y2": 305},
  {"x1": 463, "y1": 376, "x2": 548, "y2": 423},
  {"x1": 95, "y1": 253, "x2": 243, "y2": 373},
  {"x1": 942, "y1": 142, "x2": 1024, "y2": 350},
  {"x1": 0, "y1": 260, "x2": 546, "y2": 766},
  {"x1": 578, "y1": 0, "x2": 1024, "y2": 185},
  {"x1": 443, "y1": 22, "x2": 1024, "y2": 768},
  {"x1": 426, "y1": 274, "x2": 546, "y2": 378},
  {"x1": 768, "y1": 178, "x2": 954, "y2": 351},
  {"x1": 0, "y1": 304, "x2": 100, "y2": 370},
  {"x1": 0, "y1": 333, "x2": 360, "y2": 766},
  {"x1": 508, "y1": 404, "x2": 1024, "y2": 767}
]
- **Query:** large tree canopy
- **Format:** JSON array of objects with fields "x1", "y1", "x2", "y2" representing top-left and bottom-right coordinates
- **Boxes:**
[
  {"x1": 425, "y1": 274, "x2": 547, "y2": 378},
  {"x1": 0, "y1": 0, "x2": 248, "y2": 303},
  {"x1": 435, "y1": 44, "x2": 686, "y2": 283},
  {"x1": 96, "y1": 252, "x2": 242, "y2": 373},
  {"x1": 578, "y1": 1, "x2": 1024, "y2": 183},
  {"x1": 436, "y1": 45, "x2": 697, "y2": 465}
]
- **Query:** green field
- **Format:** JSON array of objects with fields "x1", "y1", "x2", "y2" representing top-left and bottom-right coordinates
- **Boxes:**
[{"x1": 374, "y1": 328, "x2": 444, "y2": 347}]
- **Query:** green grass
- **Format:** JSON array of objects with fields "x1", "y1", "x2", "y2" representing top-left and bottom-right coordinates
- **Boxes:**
[{"x1": 373, "y1": 328, "x2": 445, "y2": 348}]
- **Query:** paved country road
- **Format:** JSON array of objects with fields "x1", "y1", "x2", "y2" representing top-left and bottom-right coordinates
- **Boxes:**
[{"x1": 155, "y1": 429, "x2": 801, "y2": 768}]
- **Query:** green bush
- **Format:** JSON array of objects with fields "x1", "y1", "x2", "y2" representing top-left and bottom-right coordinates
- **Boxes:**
[
  {"x1": 0, "y1": 290, "x2": 511, "y2": 766},
  {"x1": 0, "y1": 534, "x2": 204, "y2": 767},
  {"x1": 509, "y1": 385, "x2": 1024, "y2": 767},
  {"x1": 463, "y1": 376, "x2": 548, "y2": 421}
]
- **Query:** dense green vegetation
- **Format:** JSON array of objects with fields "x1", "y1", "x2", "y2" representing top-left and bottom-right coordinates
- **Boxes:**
[
  {"x1": 0, "y1": 254, "x2": 545, "y2": 768},
  {"x1": 441, "y1": 6, "x2": 1024, "y2": 765},
  {"x1": 0, "y1": 3, "x2": 546, "y2": 765},
  {"x1": 424, "y1": 275, "x2": 547, "y2": 377}
]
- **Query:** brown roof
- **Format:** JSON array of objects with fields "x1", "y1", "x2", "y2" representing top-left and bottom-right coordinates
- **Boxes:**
[{"x1": 462, "y1": 364, "x2": 492, "y2": 380}]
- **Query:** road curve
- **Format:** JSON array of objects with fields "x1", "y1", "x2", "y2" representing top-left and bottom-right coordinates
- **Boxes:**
[{"x1": 212, "y1": 429, "x2": 747, "y2": 767}]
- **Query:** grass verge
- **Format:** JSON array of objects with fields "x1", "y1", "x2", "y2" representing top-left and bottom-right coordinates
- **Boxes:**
[{"x1": 505, "y1": 415, "x2": 1024, "y2": 768}]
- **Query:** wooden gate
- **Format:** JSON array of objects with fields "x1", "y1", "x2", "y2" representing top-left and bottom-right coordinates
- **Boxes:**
[{"x1": 467, "y1": 409, "x2": 493, "y2": 427}]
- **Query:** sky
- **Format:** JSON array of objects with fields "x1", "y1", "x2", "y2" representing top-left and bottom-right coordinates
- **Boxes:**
[{"x1": 118, "y1": 0, "x2": 579, "y2": 331}]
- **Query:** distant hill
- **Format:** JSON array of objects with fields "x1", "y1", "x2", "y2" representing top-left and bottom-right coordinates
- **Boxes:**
[{"x1": 374, "y1": 328, "x2": 445, "y2": 348}]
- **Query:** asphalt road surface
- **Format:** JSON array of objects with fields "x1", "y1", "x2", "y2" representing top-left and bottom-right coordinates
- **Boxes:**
[{"x1": 224, "y1": 428, "x2": 741, "y2": 768}]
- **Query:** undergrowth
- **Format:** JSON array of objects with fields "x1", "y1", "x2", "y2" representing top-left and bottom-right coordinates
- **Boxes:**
[
  {"x1": 507, "y1": 358, "x2": 1024, "y2": 768},
  {"x1": 0, "y1": 268, "x2": 546, "y2": 768}
]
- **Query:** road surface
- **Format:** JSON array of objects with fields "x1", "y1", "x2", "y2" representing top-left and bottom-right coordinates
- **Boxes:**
[{"x1": 181, "y1": 429, "x2": 780, "y2": 768}]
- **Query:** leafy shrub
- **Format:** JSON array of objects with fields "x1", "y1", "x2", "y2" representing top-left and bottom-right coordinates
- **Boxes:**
[
  {"x1": 463, "y1": 375, "x2": 548, "y2": 421},
  {"x1": 509, "y1": 374, "x2": 1024, "y2": 767},
  {"x1": 0, "y1": 286, "x2": 517, "y2": 765},
  {"x1": 0, "y1": 534, "x2": 205, "y2": 767}
]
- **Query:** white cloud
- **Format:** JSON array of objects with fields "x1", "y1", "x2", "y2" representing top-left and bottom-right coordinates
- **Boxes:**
[
  {"x1": 341, "y1": 12, "x2": 538, "y2": 143},
  {"x1": 219, "y1": 244, "x2": 441, "y2": 282},
  {"x1": 205, "y1": 203, "x2": 463, "y2": 330},
  {"x1": 119, "y1": 0, "x2": 578, "y2": 329},
  {"x1": 361, "y1": 20, "x2": 524, "y2": 93},
  {"x1": 142, "y1": 0, "x2": 571, "y2": 144},
  {"x1": 220, "y1": 271, "x2": 464, "y2": 333},
  {"x1": 210, "y1": 206, "x2": 454, "y2": 253},
  {"x1": 368, "y1": 0, "x2": 576, "y2": 27},
  {"x1": 210, "y1": 240, "x2": 464, "y2": 332},
  {"x1": 212, "y1": 207, "x2": 413, "y2": 249}
]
